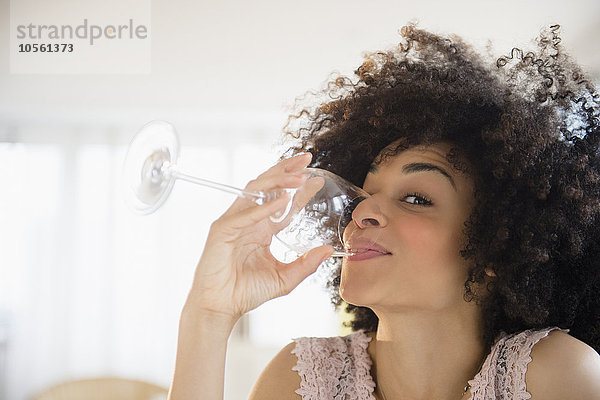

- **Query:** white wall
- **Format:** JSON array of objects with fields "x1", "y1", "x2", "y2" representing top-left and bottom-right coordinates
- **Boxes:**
[{"x1": 0, "y1": 0, "x2": 598, "y2": 116}]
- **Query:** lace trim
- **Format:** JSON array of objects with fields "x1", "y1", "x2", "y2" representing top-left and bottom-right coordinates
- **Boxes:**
[
  {"x1": 292, "y1": 327, "x2": 569, "y2": 400},
  {"x1": 466, "y1": 326, "x2": 570, "y2": 400},
  {"x1": 291, "y1": 329, "x2": 376, "y2": 400}
]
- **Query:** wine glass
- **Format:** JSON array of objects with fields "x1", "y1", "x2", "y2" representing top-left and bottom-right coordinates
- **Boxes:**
[{"x1": 123, "y1": 120, "x2": 371, "y2": 257}]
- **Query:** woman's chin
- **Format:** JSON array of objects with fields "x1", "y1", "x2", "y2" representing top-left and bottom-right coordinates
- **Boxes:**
[{"x1": 339, "y1": 281, "x2": 375, "y2": 308}]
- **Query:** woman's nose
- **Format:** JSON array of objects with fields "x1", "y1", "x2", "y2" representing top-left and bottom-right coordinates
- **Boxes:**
[{"x1": 351, "y1": 195, "x2": 387, "y2": 229}]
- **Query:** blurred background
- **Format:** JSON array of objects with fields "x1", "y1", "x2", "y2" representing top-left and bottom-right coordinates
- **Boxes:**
[{"x1": 1, "y1": 0, "x2": 599, "y2": 399}]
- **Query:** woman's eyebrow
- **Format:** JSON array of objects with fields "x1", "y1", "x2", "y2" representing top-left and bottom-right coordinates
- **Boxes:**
[
  {"x1": 402, "y1": 162, "x2": 457, "y2": 191},
  {"x1": 369, "y1": 162, "x2": 457, "y2": 191}
]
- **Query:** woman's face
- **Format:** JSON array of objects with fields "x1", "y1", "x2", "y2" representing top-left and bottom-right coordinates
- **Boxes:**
[{"x1": 340, "y1": 141, "x2": 477, "y2": 312}]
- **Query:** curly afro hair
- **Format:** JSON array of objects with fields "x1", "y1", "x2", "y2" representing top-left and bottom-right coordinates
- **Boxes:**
[{"x1": 280, "y1": 24, "x2": 600, "y2": 353}]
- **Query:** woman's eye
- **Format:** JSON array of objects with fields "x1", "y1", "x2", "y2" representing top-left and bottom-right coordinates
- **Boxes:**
[{"x1": 402, "y1": 192, "x2": 433, "y2": 206}]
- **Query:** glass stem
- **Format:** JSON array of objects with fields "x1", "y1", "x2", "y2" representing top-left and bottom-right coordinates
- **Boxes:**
[{"x1": 168, "y1": 165, "x2": 267, "y2": 204}]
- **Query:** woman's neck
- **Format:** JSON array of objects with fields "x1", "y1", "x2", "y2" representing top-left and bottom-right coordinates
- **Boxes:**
[{"x1": 367, "y1": 305, "x2": 487, "y2": 400}]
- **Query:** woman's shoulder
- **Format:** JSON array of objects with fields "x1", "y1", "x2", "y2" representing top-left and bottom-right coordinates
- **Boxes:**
[
  {"x1": 525, "y1": 329, "x2": 600, "y2": 399},
  {"x1": 247, "y1": 341, "x2": 302, "y2": 400},
  {"x1": 470, "y1": 327, "x2": 600, "y2": 400},
  {"x1": 247, "y1": 330, "x2": 371, "y2": 400}
]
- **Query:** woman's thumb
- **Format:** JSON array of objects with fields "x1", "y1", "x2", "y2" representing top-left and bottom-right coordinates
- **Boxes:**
[{"x1": 278, "y1": 245, "x2": 335, "y2": 294}]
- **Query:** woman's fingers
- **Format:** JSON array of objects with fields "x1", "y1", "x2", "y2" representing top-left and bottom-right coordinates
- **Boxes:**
[
  {"x1": 223, "y1": 153, "x2": 313, "y2": 216},
  {"x1": 268, "y1": 176, "x2": 325, "y2": 233},
  {"x1": 289, "y1": 176, "x2": 324, "y2": 212},
  {"x1": 275, "y1": 245, "x2": 335, "y2": 296},
  {"x1": 216, "y1": 192, "x2": 291, "y2": 233},
  {"x1": 246, "y1": 152, "x2": 312, "y2": 193},
  {"x1": 257, "y1": 152, "x2": 312, "y2": 178},
  {"x1": 244, "y1": 172, "x2": 307, "y2": 193}
]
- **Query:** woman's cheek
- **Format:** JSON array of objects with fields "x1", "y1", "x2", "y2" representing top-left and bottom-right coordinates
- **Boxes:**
[
  {"x1": 392, "y1": 215, "x2": 440, "y2": 254},
  {"x1": 394, "y1": 217, "x2": 459, "y2": 283}
]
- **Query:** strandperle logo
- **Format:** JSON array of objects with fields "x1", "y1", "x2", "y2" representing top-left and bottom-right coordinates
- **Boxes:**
[{"x1": 16, "y1": 19, "x2": 148, "y2": 45}]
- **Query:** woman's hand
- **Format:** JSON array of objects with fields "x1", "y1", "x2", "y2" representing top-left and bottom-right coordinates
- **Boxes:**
[{"x1": 183, "y1": 152, "x2": 334, "y2": 324}]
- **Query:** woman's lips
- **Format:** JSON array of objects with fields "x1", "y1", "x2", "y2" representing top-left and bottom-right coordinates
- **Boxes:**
[
  {"x1": 346, "y1": 238, "x2": 391, "y2": 261},
  {"x1": 347, "y1": 249, "x2": 391, "y2": 261}
]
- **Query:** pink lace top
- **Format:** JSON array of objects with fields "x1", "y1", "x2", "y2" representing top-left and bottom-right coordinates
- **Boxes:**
[{"x1": 291, "y1": 326, "x2": 569, "y2": 400}]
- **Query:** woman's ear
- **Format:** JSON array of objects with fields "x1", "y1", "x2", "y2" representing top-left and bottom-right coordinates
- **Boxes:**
[{"x1": 484, "y1": 266, "x2": 497, "y2": 277}]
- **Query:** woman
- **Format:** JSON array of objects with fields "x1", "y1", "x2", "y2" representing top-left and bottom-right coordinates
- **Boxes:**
[{"x1": 168, "y1": 24, "x2": 600, "y2": 399}]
